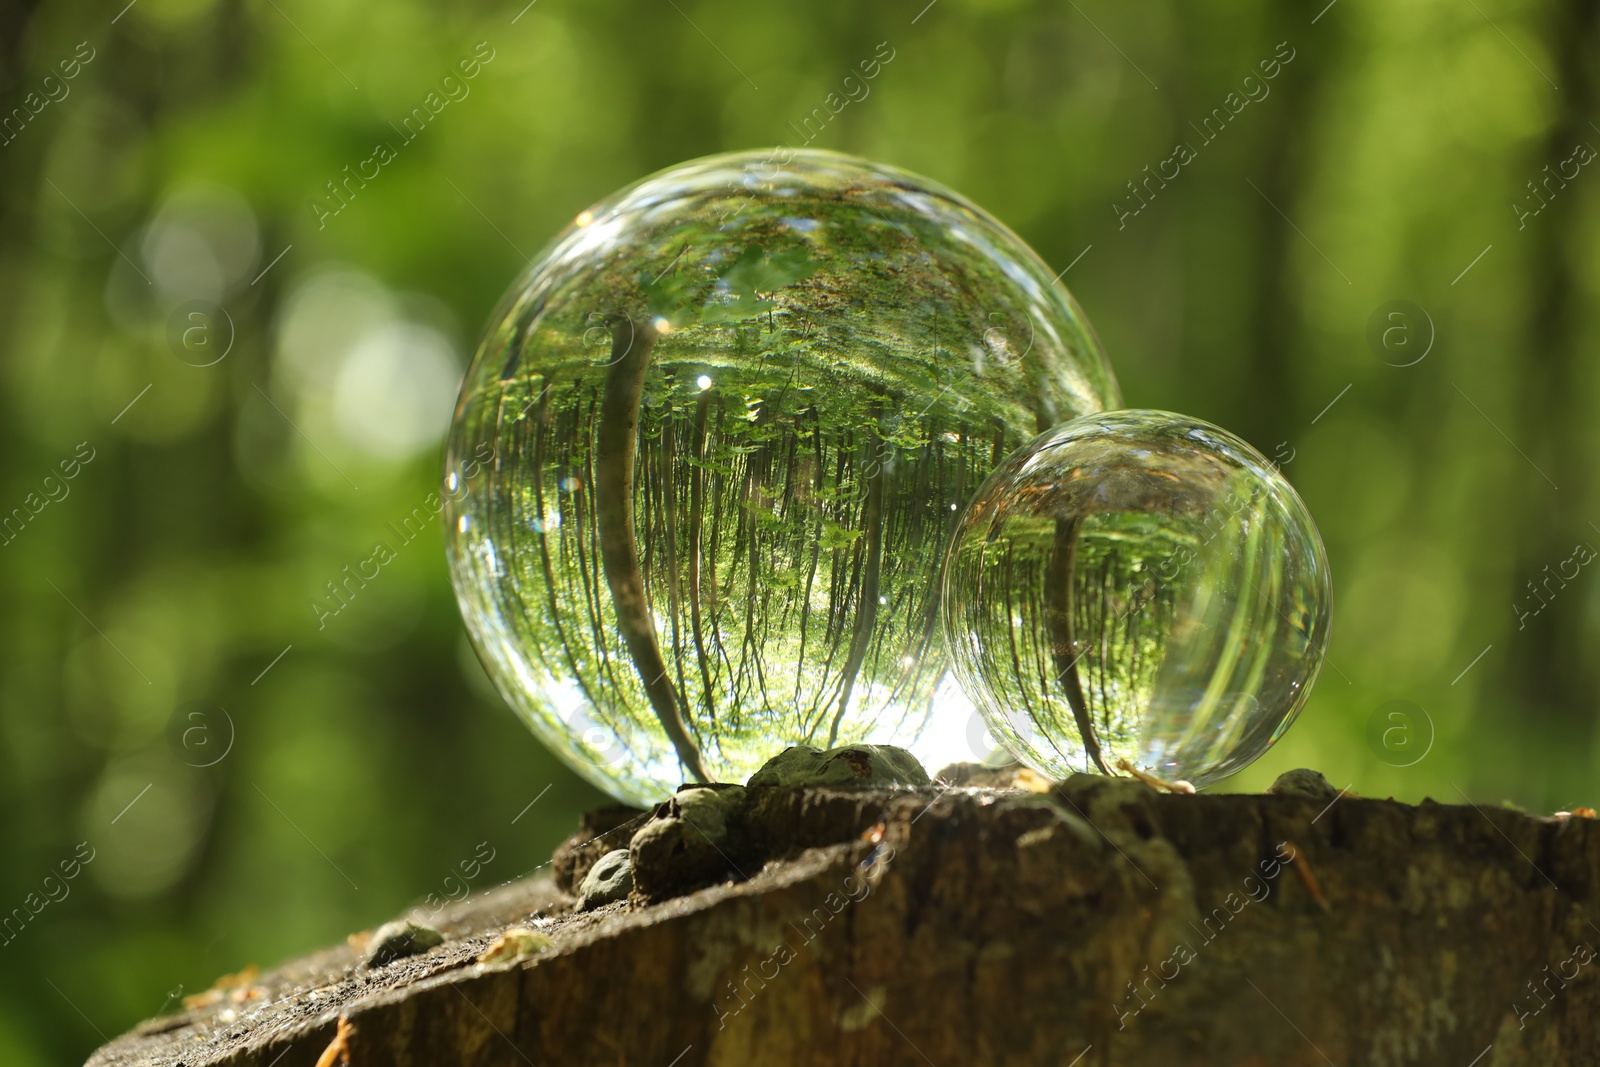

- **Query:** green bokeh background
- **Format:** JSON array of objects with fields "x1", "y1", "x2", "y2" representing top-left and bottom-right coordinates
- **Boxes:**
[{"x1": 1, "y1": 0, "x2": 1596, "y2": 1060}]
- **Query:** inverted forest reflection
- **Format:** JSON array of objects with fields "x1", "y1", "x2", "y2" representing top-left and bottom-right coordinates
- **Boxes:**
[{"x1": 445, "y1": 151, "x2": 1121, "y2": 802}]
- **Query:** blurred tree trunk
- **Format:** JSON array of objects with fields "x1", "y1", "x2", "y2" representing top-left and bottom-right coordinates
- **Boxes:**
[{"x1": 1242, "y1": 1, "x2": 1330, "y2": 452}]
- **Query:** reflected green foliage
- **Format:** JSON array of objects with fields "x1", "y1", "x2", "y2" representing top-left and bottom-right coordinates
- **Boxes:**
[{"x1": 0, "y1": 0, "x2": 1597, "y2": 1061}]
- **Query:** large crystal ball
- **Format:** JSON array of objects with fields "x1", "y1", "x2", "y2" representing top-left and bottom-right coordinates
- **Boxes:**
[
  {"x1": 942, "y1": 410, "x2": 1331, "y2": 789},
  {"x1": 443, "y1": 149, "x2": 1120, "y2": 803}
]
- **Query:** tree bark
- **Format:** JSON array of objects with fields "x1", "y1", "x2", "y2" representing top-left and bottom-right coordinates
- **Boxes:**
[{"x1": 88, "y1": 776, "x2": 1600, "y2": 1066}]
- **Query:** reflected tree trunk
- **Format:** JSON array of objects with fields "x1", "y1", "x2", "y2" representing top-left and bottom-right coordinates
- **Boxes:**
[
  {"x1": 596, "y1": 317, "x2": 709, "y2": 783},
  {"x1": 687, "y1": 389, "x2": 718, "y2": 723},
  {"x1": 826, "y1": 424, "x2": 884, "y2": 748},
  {"x1": 1044, "y1": 516, "x2": 1109, "y2": 774}
]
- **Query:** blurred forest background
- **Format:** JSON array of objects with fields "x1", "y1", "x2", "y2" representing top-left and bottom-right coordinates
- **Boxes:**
[{"x1": 1, "y1": 0, "x2": 1598, "y2": 1060}]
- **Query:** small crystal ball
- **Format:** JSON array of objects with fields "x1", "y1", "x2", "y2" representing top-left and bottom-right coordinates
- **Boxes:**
[{"x1": 942, "y1": 409, "x2": 1331, "y2": 788}]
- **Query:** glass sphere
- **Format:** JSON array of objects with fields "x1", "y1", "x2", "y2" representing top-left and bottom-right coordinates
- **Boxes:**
[
  {"x1": 942, "y1": 410, "x2": 1330, "y2": 789},
  {"x1": 443, "y1": 149, "x2": 1122, "y2": 804}
]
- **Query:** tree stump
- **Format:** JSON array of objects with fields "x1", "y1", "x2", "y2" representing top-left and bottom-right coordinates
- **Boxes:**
[{"x1": 87, "y1": 772, "x2": 1600, "y2": 1066}]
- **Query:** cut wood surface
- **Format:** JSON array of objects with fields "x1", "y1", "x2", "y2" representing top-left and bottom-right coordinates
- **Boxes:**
[{"x1": 87, "y1": 769, "x2": 1600, "y2": 1067}]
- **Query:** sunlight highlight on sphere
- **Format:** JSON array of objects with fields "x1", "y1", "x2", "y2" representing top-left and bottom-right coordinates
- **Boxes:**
[
  {"x1": 443, "y1": 149, "x2": 1121, "y2": 803},
  {"x1": 943, "y1": 410, "x2": 1331, "y2": 789}
]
